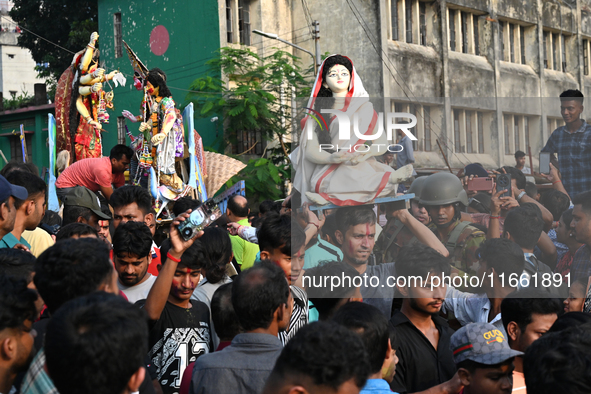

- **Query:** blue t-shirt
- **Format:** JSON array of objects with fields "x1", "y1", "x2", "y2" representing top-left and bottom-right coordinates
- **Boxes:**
[
  {"x1": 361, "y1": 378, "x2": 400, "y2": 394},
  {"x1": 0, "y1": 232, "x2": 31, "y2": 249}
]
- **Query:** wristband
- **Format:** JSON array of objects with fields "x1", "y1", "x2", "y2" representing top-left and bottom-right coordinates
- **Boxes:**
[
  {"x1": 167, "y1": 252, "x2": 181, "y2": 263},
  {"x1": 552, "y1": 180, "x2": 562, "y2": 184},
  {"x1": 489, "y1": 216, "x2": 501, "y2": 220},
  {"x1": 553, "y1": 221, "x2": 559, "y2": 229},
  {"x1": 517, "y1": 191, "x2": 526, "y2": 202}
]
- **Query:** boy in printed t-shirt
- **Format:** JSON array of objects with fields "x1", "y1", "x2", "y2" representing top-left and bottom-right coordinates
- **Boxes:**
[{"x1": 138, "y1": 211, "x2": 212, "y2": 394}]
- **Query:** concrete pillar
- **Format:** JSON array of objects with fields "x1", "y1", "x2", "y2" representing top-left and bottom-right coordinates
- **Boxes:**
[
  {"x1": 439, "y1": 0, "x2": 453, "y2": 167},
  {"x1": 34, "y1": 83, "x2": 46, "y2": 106}
]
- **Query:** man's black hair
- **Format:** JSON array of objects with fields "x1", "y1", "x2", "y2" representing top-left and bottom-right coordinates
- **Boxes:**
[
  {"x1": 6, "y1": 171, "x2": 46, "y2": 209},
  {"x1": 303, "y1": 260, "x2": 361, "y2": 321},
  {"x1": 396, "y1": 243, "x2": 451, "y2": 280},
  {"x1": 56, "y1": 222, "x2": 98, "y2": 242},
  {"x1": 503, "y1": 204, "x2": 544, "y2": 250},
  {"x1": 456, "y1": 358, "x2": 513, "y2": 373},
  {"x1": 549, "y1": 312, "x2": 591, "y2": 333},
  {"x1": 112, "y1": 221, "x2": 152, "y2": 259},
  {"x1": 0, "y1": 161, "x2": 39, "y2": 177},
  {"x1": 62, "y1": 205, "x2": 94, "y2": 227},
  {"x1": 45, "y1": 292, "x2": 148, "y2": 394},
  {"x1": 540, "y1": 189, "x2": 570, "y2": 221},
  {"x1": 476, "y1": 238, "x2": 524, "y2": 279},
  {"x1": 572, "y1": 191, "x2": 591, "y2": 214},
  {"x1": 211, "y1": 283, "x2": 241, "y2": 341},
  {"x1": 320, "y1": 213, "x2": 339, "y2": 243},
  {"x1": 109, "y1": 144, "x2": 134, "y2": 161},
  {"x1": 335, "y1": 205, "x2": 376, "y2": 235},
  {"x1": 560, "y1": 89, "x2": 584, "y2": 103},
  {"x1": 200, "y1": 227, "x2": 232, "y2": 284},
  {"x1": 257, "y1": 213, "x2": 306, "y2": 256},
  {"x1": 501, "y1": 288, "x2": 563, "y2": 337},
  {"x1": 232, "y1": 260, "x2": 289, "y2": 331},
  {"x1": 524, "y1": 324, "x2": 591, "y2": 394},
  {"x1": 0, "y1": 276, "x2": 37, "y2": 332},
  {"x1": 263, "y1": 321, "x2": 370, "y2": 393},
  {"x1": 110, "y1": 185, "x2": 152, "y2": 214},
  {"x1": 227, "y1": 195, "x2": 249, "y2": 218},
  {"x1": 498, "y1": 166, "x2": 526, "y2": 190},
  {"x1": 172, "y1": 197, "x2": 202, "y2": 217},
  {"x1": 34, "y1": 238, "x2": 113, "y2": 314},
  {"x1": 514, "y1": 150, "x2": 526, "y2": 159},
  {"x1": 525, "y1": 182, "x2": 538, "y2": 200},
  {"x1": 41, "y1": 210, "x2": 62, "y2": 227},
  {"x1": 469, "y1": 193, "x2": 491, "y2": 214},
  {"x1": 332, "y1": 302, "x2": 390, "y2": 374},
  {"x1": 259, "y1": 200, "x2": 278, "y2": 216},
  {"x1": 0, "y1": 249, "x2": 36, "y2": 283},
  {"x1": 160, "y1": 238, "x2": 204, "y2": 271}
]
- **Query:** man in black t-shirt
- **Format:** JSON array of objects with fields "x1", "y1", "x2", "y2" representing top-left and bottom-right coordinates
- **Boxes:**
[
  {"x1": 389, "y1": 244, "x2": 461, "y2": 394},
  {"x1": 139, "y1": 212, "x2": 212, "y2": 394}
]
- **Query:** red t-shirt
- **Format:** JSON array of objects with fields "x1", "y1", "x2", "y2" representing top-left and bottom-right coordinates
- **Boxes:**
[{"x1": 56, "y1": 156, "x2": 124, "y2": 192}]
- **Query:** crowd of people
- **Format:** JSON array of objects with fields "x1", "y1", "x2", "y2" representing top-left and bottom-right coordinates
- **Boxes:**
[{"x1": 0, "y1": 88, "x2": 591, "y2": 394}]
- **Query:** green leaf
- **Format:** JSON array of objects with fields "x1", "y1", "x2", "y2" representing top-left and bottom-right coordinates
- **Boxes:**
[
  {"x1": 200, "y1": 101, "x2": 214, "y2": 115},
  {"x1": 254, "y1": 158, "x2": 268, "y2": 167}
]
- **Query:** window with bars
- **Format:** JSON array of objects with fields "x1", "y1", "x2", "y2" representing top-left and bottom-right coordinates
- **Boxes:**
[
  {"x1": 473, "y1": 16, "x2": 480, "y2": 55},
  {"x1": 543, "y1": 31, "x2": 548, "y2": 69},
  {"x1": 419, "y1": 2, "x2": 427, "y2": 46},
  {"x1": 114, "y1": 13, "x2": 122, "y2": 58},
  {"x1": 524, "y1": 116, "x2": 530, "y2": 150},
  {"x1": 561, "y1": 34, "x2": 566, "y2": 72},
  {"x1": 226, "y1": 0, "x2": 233, "y2": 43},
  {"x1": 391, "y1": 0, "x2": 399, "y2": 40},
  {"x1": 449, "y1": 9, "x2": 456, "y2": 51},
  {"x1": 9, "y1": 134, "x2": 32, "y2": 163},
  {"x1": 461, "y1": 12, "x2": 469, "y2": 53},
  {"x1": 238, "y1": 0, "x2": 251, "y2": 46},
  {"x1": 405, "y1": 0, "x2": 413, "y2": 44},
  {"x1": 477, "y1": 112, "x2": 484, "y2": 153},
  {"x1": 466, "y1": 110, "x2": 473, "y2": 153},
  {"x1": 454, "y1": 109, "x2": 461, "y2": 153},
  {"x1": 552, "y1": 33, "x2": 558, "y2": 70},
  {"x1": 584, "y1": 39, "x2": 589, "y2": 76},
  {"x1": 509, "y1": 24, "x2": 515, "y2": 62},
  {"x1": 232, "y1": 130, "x2": 263, "y2": 155},
  {"x1": 520, "y1": 26, "x2": 525, "y2": 64},
  {"x1": 514, "y1": 117, "x2": 520, "y2": 152},
  {"x1": 504, "y1": 115, "x2": 511, "y2": 155},
  {"x1": 117, "y1": 117, "x2": 126, "y2": 145},
  {"x1": 424, "y1": 106, "x2": 431, "y2": 151},
  {"x1": 499, "y1": 21, "x2": 505, "y2": 60},
  {"x1": 448, "y1": 8, "x2": 481, "y2": 55}
]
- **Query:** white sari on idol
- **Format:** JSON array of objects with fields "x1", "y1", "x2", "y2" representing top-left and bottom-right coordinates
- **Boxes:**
[{"x1": 293, "y1": 55, "x2": 410, "y2": 206}]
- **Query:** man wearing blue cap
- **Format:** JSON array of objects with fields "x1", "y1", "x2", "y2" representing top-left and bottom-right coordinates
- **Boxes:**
[
  {"x1": 0, "y1": 174, "x2": 28, "y2": 246},
  {"x1": 451, "y1": 322, "x2": 523, "y2": 394}
]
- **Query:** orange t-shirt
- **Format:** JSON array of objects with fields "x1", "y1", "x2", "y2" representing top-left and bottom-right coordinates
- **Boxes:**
[{"x1": 512, "y1": 371, "x2": 527, "y2": 394}]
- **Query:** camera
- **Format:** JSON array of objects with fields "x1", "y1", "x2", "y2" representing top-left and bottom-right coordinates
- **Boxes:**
[
  {"x1": 177, "y1": 198, "x2": 222, "y2": 241},
  {"x1": 496, "y1": 173, "x2": 512, "y2": 198}
]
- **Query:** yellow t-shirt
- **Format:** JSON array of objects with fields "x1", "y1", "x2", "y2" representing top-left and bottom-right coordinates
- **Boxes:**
[{"x1": 22, "y1": 228, "x2": 55, "y2": 257}]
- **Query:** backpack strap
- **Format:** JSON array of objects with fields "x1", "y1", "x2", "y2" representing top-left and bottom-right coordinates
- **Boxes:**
[{"x1": 445, "y1": 221, "x2": 473, "y2": 253}]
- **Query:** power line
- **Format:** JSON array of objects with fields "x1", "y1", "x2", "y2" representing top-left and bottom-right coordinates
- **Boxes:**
[
  {"x1": 344, "y1": 0, "x2": 471, "y2": 167},
  {"x1": 1, "y1": 16, "x2": 75, "y2": 55}
]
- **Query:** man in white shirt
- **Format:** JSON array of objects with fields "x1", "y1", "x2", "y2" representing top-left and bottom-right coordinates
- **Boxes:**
[
  {"x1": 442, "y1": 238, "x2": 524, "y2": 335},
  {"x1": 112, "y1": 221, "x2": 156, "y2": 303}
]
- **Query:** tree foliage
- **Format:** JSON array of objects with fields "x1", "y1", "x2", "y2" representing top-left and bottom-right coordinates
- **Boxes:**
[
  {"x1": 9, "y1": 0, "x2": 98, "y2": 96},
  {"x1": 186, "y1": 47, "x2": 313, "y2": 202}
]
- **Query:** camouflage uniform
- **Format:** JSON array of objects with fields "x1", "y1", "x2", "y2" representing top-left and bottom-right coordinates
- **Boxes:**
[
  {"x1": 433, "y1": 219, "x2": 486, "y2": 278},
  {"x1": 374, "y1": 219, "x2": 418, "y2": 265}
]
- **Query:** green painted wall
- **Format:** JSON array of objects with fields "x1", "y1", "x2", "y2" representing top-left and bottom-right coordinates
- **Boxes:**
[
  {"x1": 97, "y1": 0, "x2": 221, "y2": 152},
  {"x1": 0, "y1": 105, "x2": 52, "y2": 174}
]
